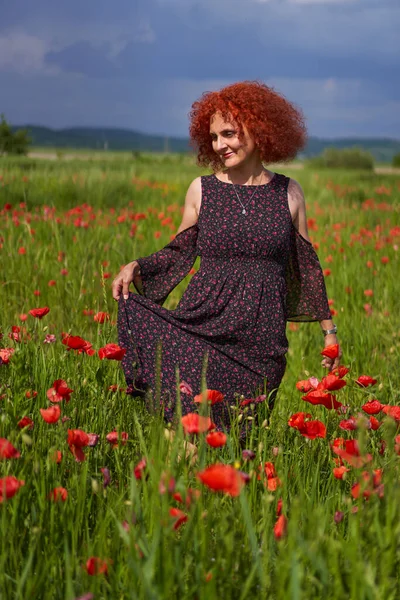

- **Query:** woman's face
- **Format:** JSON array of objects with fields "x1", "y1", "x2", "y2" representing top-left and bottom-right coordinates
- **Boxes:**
[{"x1": 209, "y1": 112, "x2": 257, "y2": 168}]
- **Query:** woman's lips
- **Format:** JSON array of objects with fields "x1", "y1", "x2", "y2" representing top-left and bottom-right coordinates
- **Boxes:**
[{"x1": 223, "y1": 152, "x2": 234, "y2": 158}]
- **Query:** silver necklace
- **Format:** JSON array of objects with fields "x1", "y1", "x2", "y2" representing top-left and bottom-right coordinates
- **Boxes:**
[{"x1": 231, "y1": 173, "x2": 264, "y2": 215}]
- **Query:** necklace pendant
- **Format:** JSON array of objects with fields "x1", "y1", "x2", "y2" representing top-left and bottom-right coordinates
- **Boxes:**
[{"x1": 242, "y1": 209, "x2": 246, "y2": 215}]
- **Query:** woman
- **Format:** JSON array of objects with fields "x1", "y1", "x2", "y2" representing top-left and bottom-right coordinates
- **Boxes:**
[{"x1": 112, "y1": 81, "x2": 341, "y2": 433}]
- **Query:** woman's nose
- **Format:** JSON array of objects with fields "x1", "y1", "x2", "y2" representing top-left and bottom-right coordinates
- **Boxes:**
[{"x1": 216, "y1": 137, "x2": 227, "y2": 151}]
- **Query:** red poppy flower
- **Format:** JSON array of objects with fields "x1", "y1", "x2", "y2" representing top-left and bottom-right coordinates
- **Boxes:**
[
  {"x1": 93, "y1": 312, "x2": 110, "y2": 324},
  {"x1": 288, "y1": 412, "x2": 312, "y2": 430},
  {"x1": 273, "y1": 514, "x2": 287, "y2": 540},
  {"x1": 51, "y1": 450, "x2": 62, "y2": 463},
  {"x1": 332, "y1": 365, "x2": 350, "y2": 378},
  {"x1": 321, "y1": 344, "x2": 339, "y2": 359},
  {"x1": 85, "y1": 557, "x2": 110, "y2": 576},
  {"x1": 106, "y1": 430, "x2": 128, "y2": 448},
  {"x1": 0, "y1": 476, "x2": 25, "y2": 502},
  {"x1": 333, "y1": 466, "x2": 350, "y2": 479},
  {"x1": 351, "y1": 469, "x2": 384, "y2": 500},
  {"x1": 319, "y1": 373, "x2": 347, "y2": 391},
  {"x1": 332, "y1": 439, "x2": 372, "y2": 468},
  {"x1": 0, "y1": 438, "x2": 21, "y2": 459},
  {"x1": 362, "y1": 400, "x2": 384, "y2": 415},
  {"x1": 197, "y1": 464, "x2": 245, "y2": 497},
  {"x1": 181, "y1": 413, "x2": 215, "y2": 435},
  {"x1": 169, "y1": 507, "x2": 188, "y2": 530},
  {"x1": 62, "y1": 333, "x2": 88, "y2": 350},
  {"x1": 205, "y1": 432, "x2": 227, "y2": 448},
  {"x1": 28, "y1": 307, "x2": 50, "y2": 319},
  {"x1": 299, "y1": 420, "x2": 327, "y2": 440},
  {"x1": 98, "y1": 343, "x2": 126, "y2": 361},
  {"x1": 46, "y1": 379, "x2": 74, "y2": 403},
  {"x1": 295, "y1": 379, "x2": 313, "y2": 393},
  {"x1": 48, "y1": 487, "x2": 68, "y2": 502},
  {"x1": 0, "y1": 348, "x2": 14, "y2": 364},
  {"x1": 339, "y1": 417, "x2": 358, "y2": 431},
  {"x1": 263, "y1": 462, "x2": 282, "y2": 491},
  {"x1": 382, "y1": 405, "x2": 400, "y2": 421},
  {"x1": 302, "y1": 390, "x2": 342, "y2": 410},
  {"x1": 40, "y1": 405, "x2": 61, "y2": 423},
  {"x1": 17, "y1": 416, "x2": 34, "y2": 430},
  {"x1": 193, "y1": 389, "x2": 225, "y2": 405},
  {"x1": 369, "y1": 416, "x2": 381, "y2": 430},
  {"x1": 68, "y1": 428, "x2": 90, "y2": 462},
  {"x1": 356, "y1": 375, "x2": 377, "y2": 387},
  {"x1": 134, "y1": 458, "x2": 147, "y2": 479}
]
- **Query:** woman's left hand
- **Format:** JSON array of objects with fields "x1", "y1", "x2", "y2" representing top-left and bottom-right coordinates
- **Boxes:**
[{"x1": 321, "y1": 334, "x2": 342, "y2": 372}]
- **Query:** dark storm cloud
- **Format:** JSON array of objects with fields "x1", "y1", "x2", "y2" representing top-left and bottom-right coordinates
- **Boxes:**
[{"x1": 0, "y1": 0, "x2": 399, "y2": 137}]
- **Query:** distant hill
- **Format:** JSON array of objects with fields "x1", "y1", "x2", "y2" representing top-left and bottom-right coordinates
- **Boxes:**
[{"x1": 13, "y1": 125, "x2": 400, "y2": 162}]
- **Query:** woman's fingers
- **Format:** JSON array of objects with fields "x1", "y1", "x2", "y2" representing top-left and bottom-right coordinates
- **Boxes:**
[{"x1": 112, "y1": 276, "x2": 123, "y2": 301}]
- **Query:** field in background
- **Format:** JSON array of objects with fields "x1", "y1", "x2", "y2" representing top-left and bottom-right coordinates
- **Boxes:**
[{"x1": 0, "y1": 153, "x2": 400, "y2": 599}]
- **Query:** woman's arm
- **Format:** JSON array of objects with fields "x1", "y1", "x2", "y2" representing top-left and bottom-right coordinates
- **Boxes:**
[
  {"x1": 288, "y1": 178, "x2": 342, "y2": 371},
  {"x1": 176, "y1": 177, "x2": 201, "y2": 234}
]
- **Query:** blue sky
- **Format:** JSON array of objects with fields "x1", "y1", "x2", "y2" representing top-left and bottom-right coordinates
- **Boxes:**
[{"x1": 0, "y1": 0, "x2": 399, "y2": 138}]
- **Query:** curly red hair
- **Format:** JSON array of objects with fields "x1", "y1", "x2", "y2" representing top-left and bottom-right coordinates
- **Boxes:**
[{"x1": 189, "y1": 81, "x2": 306, "y2": 170}]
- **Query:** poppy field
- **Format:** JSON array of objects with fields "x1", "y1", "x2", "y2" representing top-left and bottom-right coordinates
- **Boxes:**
[{"x1": 1, "y1": 154, "x2": 400, "y2": 599}]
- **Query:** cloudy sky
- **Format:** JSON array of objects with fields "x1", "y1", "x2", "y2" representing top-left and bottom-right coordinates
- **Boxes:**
[{"x1": 0, "y1": 0, "x2": 399, "y2": 138}]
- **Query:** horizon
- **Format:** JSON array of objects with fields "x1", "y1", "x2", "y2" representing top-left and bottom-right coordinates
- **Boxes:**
[{"x1": 11, "y1": 123, "x2": 400, "y2": 143}]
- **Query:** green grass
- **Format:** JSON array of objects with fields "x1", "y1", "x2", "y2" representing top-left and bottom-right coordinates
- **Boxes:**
[{"x1": 0, "y1": 156, "x2": 400, "y2": 599}]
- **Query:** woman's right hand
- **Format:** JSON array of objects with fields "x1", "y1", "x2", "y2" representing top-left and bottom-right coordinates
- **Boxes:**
[{"x1": 112, "y1": 260, "x2": 141, "y2": 301}]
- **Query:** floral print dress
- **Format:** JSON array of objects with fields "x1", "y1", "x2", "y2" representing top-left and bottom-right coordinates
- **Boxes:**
[{"x1": 117, "y1": 173, "x2": 331, "y2": 430}]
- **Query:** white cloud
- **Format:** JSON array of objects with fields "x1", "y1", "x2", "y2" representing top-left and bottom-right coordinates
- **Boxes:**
[{"x1": 0, "y1": 32, "x2": 59, "y2": 75}]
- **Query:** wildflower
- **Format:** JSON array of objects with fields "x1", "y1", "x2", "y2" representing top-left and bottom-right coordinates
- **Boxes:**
[
  {"x1": 68, "y1": 429, "x2": 90, "y2": 462},
  {"x1": 319, "y1": 373, "x2": 347, "y2": 391},
  {"x1": 332, "y1": 439, "x2": 372, "y2": 468},
  {"x1": 242, "y1": 449, "x2": 256, "y2": 461},
  {"x1": 273, "y1": 514, "x2": 287, "y2": 540},
  {"x1": 29, "y1": 307, "x2": 50, "y2": 319},
  {"x1": 106, "y1": 430, "x2": 128, "y2": 448},
  {"x1": 44, "y1": 334, "x2": 57, "y2": 344},
  {"x1": 263, "y1": 462, "x2": 281, "y2": 491},
  {"x1": 334, "y1": 511, "x2": 344, "y2": 524},
  {"x1": 0, "y1": 348, "x2": 14, "y2": 365},
  {"x1": 179, "y1": 381, "x2": 193, "y2": 395},
  {"x1": 169, "y1": 507, "x2": 188, "y2": 530},
  {"x1": 98, "y1": 343, "x2": 126, "y2": 361},
  {"x1": 321, "y1": 344, "x2": 340, "y2": 360},
  {"x1": 0, "y1": 476, "x2": 25, "y2": 502},
  {"x1": 85, "y1": 557, "x2": 109, "y2": 576},
  {"x1": 302, "y1": 389, "x2": 342, "y2": 410},
  {"x1": 100, "y1": 467, "x2": 111, "y2": 488},
  {"x1": 134, "y1": 458, "x2": 147, "y2": 480},
  {"x1": 197, "y1": 464, "x2": 245, "y2": 497},
  {"x1": 40, "y1": 405, "x2": 61, "y2": 423},
  {"x1": 48, "y1": 487, "x2": 68, "y2": 502},
  {"x1": 351, "y1": 470, "x2": 384, "y2": 500},
  {"x1": 0, "y1": 438, "x2": 21, "y2": 459},
  {"x1": 205, "y1": 432, "x2": 227, "y2": 448},
  {"x1": 193, "y1": 389, "x2": 224, "y2": 405},
  {"x1": 382, "y1": 405, "x2": 400, "y2": 421},
  {"x1": 333, "y1": 466, "x2": 350, "y2": 479},
  {"x1": 181, "y1": 413, "x2": 215, "y2": 435},
  {"x1": 47, "y1": 379, "x2": 74, "y2": 403},
  {"x1": 361, "y1": 400, "x2": 384, "y2": 415},
  {"x1": 93, "y1": 312, "x2": 110, "y2": 324},
  {"x1": 356, "y1": 375, "x2": 377, "y2": 387},
  {"x1": 17, "y1": 416, "x2": 34, "y2": 430}
]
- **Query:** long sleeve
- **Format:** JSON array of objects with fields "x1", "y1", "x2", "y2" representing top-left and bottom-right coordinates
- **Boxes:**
[
  {"x1": 285, "y1": 224, "x2": 332, "y2": 322},
  {"x1": 134, "y1": 224, "x2": 199, "y2": 305}
]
